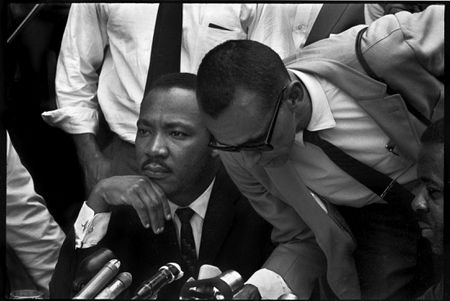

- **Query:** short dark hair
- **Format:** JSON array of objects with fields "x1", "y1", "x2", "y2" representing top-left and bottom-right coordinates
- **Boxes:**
[
  {"x1": 197, "y1": 40, "x2": 290, "y2": 119},
  {"x1": 421, "y1": 118, "x2": 444, "y2": 144},
  {"x1": 146, "y1": 72, "x2": 197, "y2": 98}
]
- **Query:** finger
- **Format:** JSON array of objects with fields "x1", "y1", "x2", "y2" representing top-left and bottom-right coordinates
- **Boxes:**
[
  {"x1": 137, "y1": 180, "x2": 166, "y2": 234},
  {"x1": 128, "y1": 192, "x2": 151, "y2": 229},
  {"x1": 147, "y1": 180, "x2": 171, "y2": 220}
]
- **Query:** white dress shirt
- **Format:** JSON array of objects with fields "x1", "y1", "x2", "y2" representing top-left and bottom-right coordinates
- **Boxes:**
[
  {"x1": 289, "y1": 69, "x2": 417, "y2": 207},
  {"x1": 42, "y1": 3, "x2": 323, "y2": 144},
  {"x1": 7, "y1": 132, "x2": 66, "y2": 296}
]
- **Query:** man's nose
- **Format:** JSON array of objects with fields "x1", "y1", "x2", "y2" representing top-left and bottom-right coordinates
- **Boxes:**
[
  {"x1": 146, "y1": 134, "x2": 169, "y2": 157},
  {"x1": 411, "y1": 188, "x2": 429, "y2": 214},
  {"x1": 242, "y1": 150, "x2": 262, "y2": 168}
]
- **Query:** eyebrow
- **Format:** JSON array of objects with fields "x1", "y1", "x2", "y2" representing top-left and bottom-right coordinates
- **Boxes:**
[
  {"x1": 137, "y1": 119, "x2": 194, "y2": 130},
  {"x1": 213, "y1": 130, "x2": 266, "y2": 148},
  {"x1": 420, "y1": 176, "x2": 440, "y2": 187}
]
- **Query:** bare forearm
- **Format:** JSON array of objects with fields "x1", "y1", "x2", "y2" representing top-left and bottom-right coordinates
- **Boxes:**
[
  {"x1": 73, "y1": 133, "x2": 103, "y2": 163},
  {"x1": 73, "y1": 133, "x2": 113, "y2": 195}
]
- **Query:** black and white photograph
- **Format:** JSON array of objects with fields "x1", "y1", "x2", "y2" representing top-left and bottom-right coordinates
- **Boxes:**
[{"x1": 2, "y1": 2, "x2": 445, "y2": 300}]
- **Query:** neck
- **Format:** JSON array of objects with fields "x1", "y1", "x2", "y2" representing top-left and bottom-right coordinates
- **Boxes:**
[{"x1": 169, "y1": 159, "x2": 220, "y2": 207}]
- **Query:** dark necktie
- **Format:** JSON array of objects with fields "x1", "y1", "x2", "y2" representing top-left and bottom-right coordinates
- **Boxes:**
[
  {"x1": 176, "y1": 207, "x2": 198, "y2": 278},
  {"x1": 302, "y1": 130, "x2": 415, "y2": 209},
  {"x1": 144, "y1": 3, "x2": 183, "y2": 94}
]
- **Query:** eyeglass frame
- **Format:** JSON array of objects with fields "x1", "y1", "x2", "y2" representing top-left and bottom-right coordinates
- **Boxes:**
[{"x1": 208, "y1": 83, "x2": 289, "y2": 152}]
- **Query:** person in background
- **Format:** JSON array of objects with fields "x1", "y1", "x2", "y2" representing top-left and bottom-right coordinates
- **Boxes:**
[
  {"x1": 42, "y1": 3, "x2": 365, "y2": 198},
  {"x1": 365, "y1": 3, "x2": 430, "y2": 24},
  {"x1": 6, "y1": 3, "x2": 83, "y2": 233},
  {"x1": 6, "y1": 131, "x2": 66, "y2": 297},
  {"x1": 50, "y1": 73, "x2": 273, "y2": 299},
  {"x1": 195, "y1": 6, "x2": 443, "y2": 300},
  {"x1": 412, "y1": 118, "x2": 445, "y2": 300}
]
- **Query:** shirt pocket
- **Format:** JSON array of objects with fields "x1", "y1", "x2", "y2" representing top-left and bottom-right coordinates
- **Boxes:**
[{"x1": 193, "y1": 26, "x2": 247, "y2": 71}]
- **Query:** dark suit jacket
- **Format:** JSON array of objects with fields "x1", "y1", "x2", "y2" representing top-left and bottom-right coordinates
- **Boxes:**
[{"x1": 50, "y1": 165, "x2": 273, "y2": 299}]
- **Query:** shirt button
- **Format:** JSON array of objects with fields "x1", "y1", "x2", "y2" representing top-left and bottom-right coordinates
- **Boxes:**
[{"x1": 296, "y1": 24, "x2": 306, "y2": 31}]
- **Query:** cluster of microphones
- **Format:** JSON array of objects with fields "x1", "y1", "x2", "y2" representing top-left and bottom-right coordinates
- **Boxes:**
[{"x1": 71, "y1": 248, "x2": 298, "y2": 299}]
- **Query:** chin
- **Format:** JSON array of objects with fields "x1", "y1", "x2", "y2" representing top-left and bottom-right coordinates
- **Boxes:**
[{"x1": 152, "y1": 179, "x2": 176, "y2": 195}]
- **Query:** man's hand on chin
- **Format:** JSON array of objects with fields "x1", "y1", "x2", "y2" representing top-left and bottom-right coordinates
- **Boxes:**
[
  {"x1": 86, "y1": 175, "x2": 171, "y2": 234},
  {"x1": 234, "y1": 284, "x2": 261, "y2": 300}
]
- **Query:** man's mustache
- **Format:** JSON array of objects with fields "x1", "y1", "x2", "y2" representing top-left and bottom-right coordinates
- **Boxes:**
[{"x1": 141, "y1": 158, "x2": 171, "y2": 171}]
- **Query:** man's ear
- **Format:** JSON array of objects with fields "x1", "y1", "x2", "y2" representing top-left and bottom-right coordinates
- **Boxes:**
[{"x1": 284, "y1": 80, "x2": 305, "y2": 110}]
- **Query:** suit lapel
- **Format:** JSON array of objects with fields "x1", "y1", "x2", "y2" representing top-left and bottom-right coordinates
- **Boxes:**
[
  {"x1": 265, "y1": 162, "x2": 360, "y2": 298},
  {"x1": 198, "y1": 167, "x2": 236, "y2": 266},
  {"x1": 305, "y1": 4, "x2": 348, "y2": 46},
  {"x1": 290, "y1": 59, "x2": 422, "y2": 161}
]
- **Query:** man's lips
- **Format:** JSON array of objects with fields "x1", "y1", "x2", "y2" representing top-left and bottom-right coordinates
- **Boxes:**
[
  {"x1": 141, "y1": 161, "x2": 171, "y2": 178},
  {"x1": 417, "y1": 220, "x2": 431, "y2": 230}
]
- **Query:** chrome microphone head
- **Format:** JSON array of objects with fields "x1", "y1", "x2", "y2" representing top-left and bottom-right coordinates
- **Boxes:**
[
  {"x1": 218, "y1": 270, "x2": 243, "y2": 294},
  {"x1": 278, "y1": 293, "x2": 299, "y2": 299},
  {"x1": 164, "y1": 262, "x2": 184, "y2": 282}
]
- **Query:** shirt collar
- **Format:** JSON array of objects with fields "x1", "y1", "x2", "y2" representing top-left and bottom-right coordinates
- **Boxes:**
[
  {"x1": 168, "y1": 177, "x2": 216, "y2": 220},
  {"x1": 289, "y1": 69, "x2": 336, "y2": 146}
]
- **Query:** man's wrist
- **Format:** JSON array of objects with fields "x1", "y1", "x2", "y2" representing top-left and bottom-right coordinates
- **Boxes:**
[{"x1": 86, "y1": 182, "x2": 111, "y2": 213}]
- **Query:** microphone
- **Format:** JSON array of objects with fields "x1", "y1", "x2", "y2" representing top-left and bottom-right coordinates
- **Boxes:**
[
  {"x1": 94, "y1": 272, "x2": 132, "y2": 299},
  {"x1": 198, "y1": 264, "x2": 222, "y2": 280},
  {"x1": 179, "y1": 270, "x2": 243, "y2": 300},
  {"x1": 132, "y1": 263, "x2": 183, "y2": 299},
  {"x1": 278, "y1": 293, "x2": 299, "y2": 299},
  {"x1": 73, "y1": 259, "x2": 121, "y2": 299},
  {"x1": 73, "y1": 248, "x2": 115, "y2": 293}
]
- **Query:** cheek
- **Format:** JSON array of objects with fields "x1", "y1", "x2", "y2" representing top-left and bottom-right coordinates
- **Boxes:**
[
  {"x1": 172, "y1": 143, "x2": 211, "y2": 173},
  {"x1": 273, "y1": 111, "x2": 296, "y2": 146},
  {"x1": 134, "y1": 143, "x2": 145, "y2": 163},
  {"x1": 429, "y1": 200, "x2": 444, "y2": 225}
]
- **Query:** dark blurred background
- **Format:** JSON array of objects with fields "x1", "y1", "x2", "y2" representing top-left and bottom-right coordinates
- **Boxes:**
[{"x1": 6, "y1": 3, "x2": 84, "y2": 233}]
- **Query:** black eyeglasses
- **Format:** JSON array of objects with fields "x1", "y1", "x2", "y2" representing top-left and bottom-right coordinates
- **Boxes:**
[{"x1": 208, "y1": 84, "x2": 288, "y2": 152}]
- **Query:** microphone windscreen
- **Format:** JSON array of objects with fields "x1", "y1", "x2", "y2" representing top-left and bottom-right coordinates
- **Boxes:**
[
  {"x1": 198, "y1": 264, "x2": 222, "y2": 280},
  {"x1": 73, "y1": 248, "x2": 115, "y2": 292},
  {"x1": 117, "y1": 272, "x2": 133, "y2": 287},
  {"x1": 278, "y1": 293, "x2": 299, "y2": 299}
]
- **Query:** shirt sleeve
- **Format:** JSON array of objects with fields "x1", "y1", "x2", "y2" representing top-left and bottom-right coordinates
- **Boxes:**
[
  {"x1": 245, "y1": 268, "x2": 292, "y2": 299},
  {"x1": 364, "y1": 4, "x2": 385, "y2": 24},
  {"x1": 74, "y1": 202, "x2": 111, "y2": 249},
  {"x1": 6, "y1": 132, "x2": 66, "y2": 296},
  {"x1": 248, "y1": 4, "x2": 297, "y2": 60},
  {"x1": 41, "y1": 3, "x2": 109, "y2": 135}
]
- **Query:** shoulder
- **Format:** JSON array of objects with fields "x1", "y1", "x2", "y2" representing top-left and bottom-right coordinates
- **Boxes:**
[
  {"x1": 363, "y1": 6, "x2": 443, "y2": 52},
  {"x1": 213, "y1": 164, "x2": 268, "y2": 223}
]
